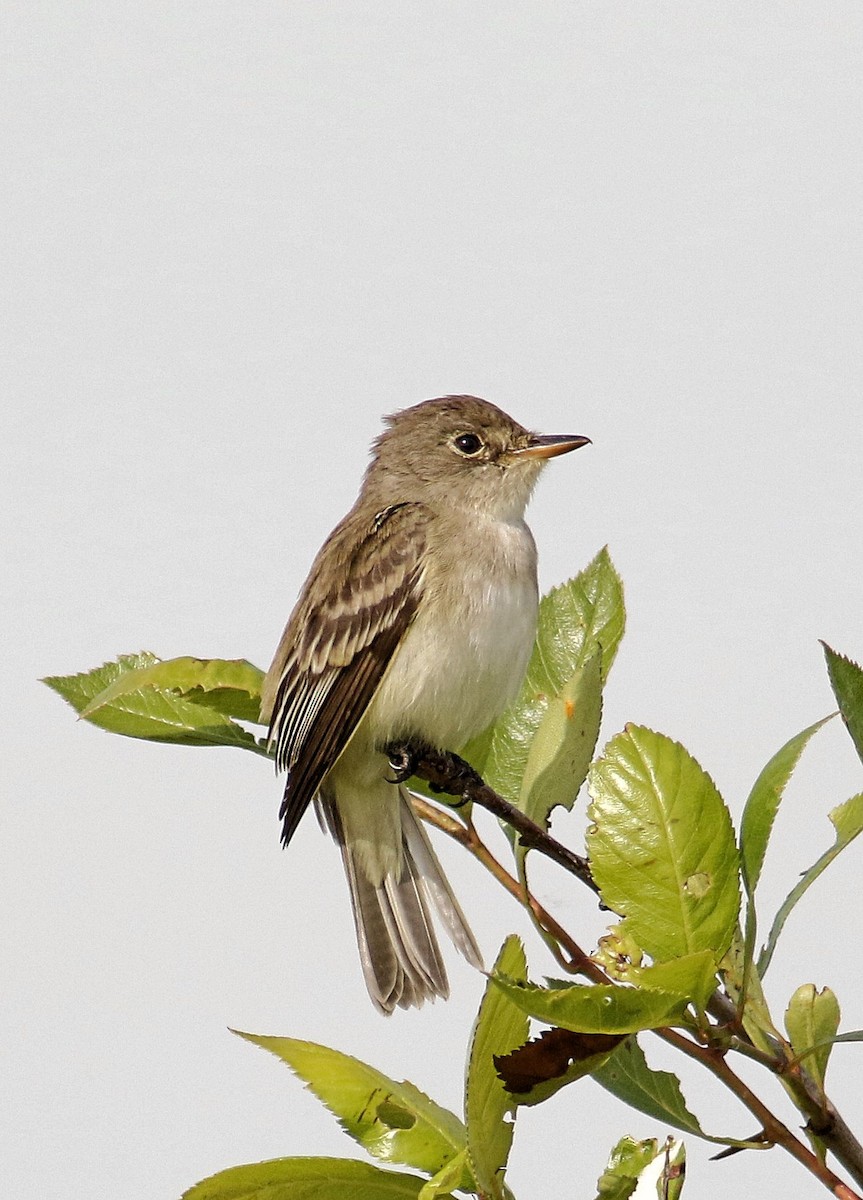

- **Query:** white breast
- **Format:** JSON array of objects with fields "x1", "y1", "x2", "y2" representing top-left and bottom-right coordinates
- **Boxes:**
[{"x1": 367, "y1": 517, "x2": 538, "y2": 750}]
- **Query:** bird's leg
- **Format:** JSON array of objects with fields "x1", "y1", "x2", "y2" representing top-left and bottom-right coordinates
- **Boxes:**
[
  {"x1": 386, "y1": 742, "x2": 417, "y2": 782},
  {"x1": 385, "y1": 740, "x2": 474, "y2": 804},
  {"x1": 385, "y1": 739, "x2": 438, "y2": 784}
]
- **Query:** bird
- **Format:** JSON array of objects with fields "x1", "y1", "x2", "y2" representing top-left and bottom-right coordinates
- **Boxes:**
[{"x1": 261, "y1": 395, "x2": 589, "y2": 1012}]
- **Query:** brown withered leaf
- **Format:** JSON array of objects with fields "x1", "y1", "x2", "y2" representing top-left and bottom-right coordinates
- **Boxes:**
[{"x1": 495, "y1": 1027, "x2": 625, "y2": 1097}]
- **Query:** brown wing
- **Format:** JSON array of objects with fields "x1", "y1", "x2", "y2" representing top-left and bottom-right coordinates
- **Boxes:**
[{"x1": 263, "y1": 502, "x2": 429, "y2": 847}]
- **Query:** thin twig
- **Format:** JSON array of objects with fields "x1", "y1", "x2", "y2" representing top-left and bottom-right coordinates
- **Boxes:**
[
  {"x1": 409, "y1": 794, "x2": 597, "y2": 976},
  {"x1": 388, "y1": 741, "x2": 598, "y2": 893},
  {"x1": 661, "y1": 1035, "x2": 862, "y2": 1200}
]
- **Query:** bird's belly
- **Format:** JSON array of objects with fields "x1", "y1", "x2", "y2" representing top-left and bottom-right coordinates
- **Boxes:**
[{"x1": 366, "y1": 570, "x2": 538, "y2": 751}]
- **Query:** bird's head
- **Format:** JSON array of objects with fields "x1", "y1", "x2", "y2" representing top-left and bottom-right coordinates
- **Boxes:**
[{"x1": 365, "y1": 394, "x2": 590, "y2": 520}]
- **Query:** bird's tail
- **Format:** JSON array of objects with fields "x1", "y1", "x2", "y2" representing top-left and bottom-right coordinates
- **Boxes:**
[{"x1": 321, "y1": 788, "x2": 483, "y2": 1014}]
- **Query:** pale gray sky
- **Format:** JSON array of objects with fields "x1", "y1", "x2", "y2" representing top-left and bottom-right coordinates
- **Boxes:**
[{"x1": 5, "y1": 4, "x2": 862, "y2": 1198}]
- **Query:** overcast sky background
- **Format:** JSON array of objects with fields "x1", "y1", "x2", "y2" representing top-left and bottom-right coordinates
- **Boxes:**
[{"x1": 5, "y1": 4, "x2": 863, "y2": 1198}]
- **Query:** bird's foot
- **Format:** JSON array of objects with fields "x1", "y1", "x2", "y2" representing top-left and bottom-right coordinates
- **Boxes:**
[{"x1": 386, "y1": 740, "x2": 425, "y2": 784}]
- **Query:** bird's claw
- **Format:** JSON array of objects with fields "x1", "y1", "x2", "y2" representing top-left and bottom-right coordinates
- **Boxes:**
[{"x1": 386, "y1": 742, "x2": 417, "y2": 784}]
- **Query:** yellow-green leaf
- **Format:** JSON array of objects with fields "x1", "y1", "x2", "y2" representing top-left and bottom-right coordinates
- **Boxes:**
[
  {"x1": 181, "y1": 1157, "x2": 452, "y2": 1200},
  {"x1": 80, "y1": 655, "x2": 265, "y2": 723},
  {"x1": 518, "y1": 649, "x2": 603, "y2": 838},
  {"x1": 490, "y1": 976, "x2": 691, "y2": 1034},
  {"x1": 740, "y1": 716, "x2": 833, "y2": 897},
  {"x1": 622, "y1": 950, "x2": 718, "y2": 1013},
  {"x1": 784, "y1": 985, "x2": 841, "y2": 1094},
  {"x1": 43, "y1": 653, "x2": 265, "y2": 752},
  {"x1": 587, "y1": 726, "x2": 740, "y2": 963},
  {"x1": 465, "y1": 936, "x2": 529, "y2": 1200},
  {"x1": 593, "y1": 1136, "x2": 685, "y2": 1200},
  {"x1": 484, "y1": 548, "x2": 624, "y2": 806},
  {"x1": 235, "y1": 1034, "x2": 470, "y2": 1187}
]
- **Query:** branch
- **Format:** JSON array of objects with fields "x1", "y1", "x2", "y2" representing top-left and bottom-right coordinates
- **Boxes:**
[
  {"x1": 387, "y1": 741, "x2": 598, "y2": 895},
  {"x1": 409, "y1": 793, "x2": 599, "y2": 978}
]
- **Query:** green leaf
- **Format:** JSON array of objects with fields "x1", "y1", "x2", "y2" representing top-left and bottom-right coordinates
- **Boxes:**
[
  {"x1": 484, "y1": 548, "x2": 625, "y2": 806},
  {"x1": 759, "y1": 793, "x2": 863, "y2": 976},
  {"x1": 740, "y1": 716, "x2": 834, "y2": 896},
  {"x1": 587, "y1": 726, "x2": 740, "y2": 963},
  {"x1": 592, "y1": 1040, "x2": 753, "y2": 1149},
  {"x1": 43, "y1": 654, "x2": 266, "y2": 753},
  {"x1": 518, "y1": 649, "x2": 603, "y2": 837},
  {"x1": 81, "y1": 655, "x2": 265, "y2": 723},
  {"x1": 594, "y1": 1136, "x2": 684, "y2": 1200},
  {"x1": 43, "y1": 651, "x2": 159, "y2": 712},
  {"x1": 490, "y1": 976, "x2": 692, "y2": 1034},
  {"x1": 465, "y1": 936, "x2": 529, "y2": 1200},
  {"x1": 181, "y1": 1157, "x2": 452, "y2": 1200},
  {"x1": 784, "y1": 985, "x2": 841, "y2": 1094},
  {"x1": 234, "y1": 1034, "x2": 469, "y2": 1187},
  {"x1": 622, "y1": 950, "x2": 718, "y2": 1013},
  {"x1": 719, "y1": 928, "x2": 783, "y2": 1054},
  {"x1": 417, "y1": 1151, "x2": 471, "y2": 1200},
  {"x1": 594, "y1": 1136, "x2": 659, "y2": 1200},
  {"x1": 795, "y1": 1029, "x2": 863, "y2": 1053},
  {"x1": 822, "y1": 643, "x2": 863, "y2": 767}
]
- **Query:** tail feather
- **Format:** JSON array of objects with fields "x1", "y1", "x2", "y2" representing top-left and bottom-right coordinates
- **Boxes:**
[
  {"x1": 398, "y1": 791, "x2": 484, "y2": 972},
  {"x1": 320, "y1": 788, "x2": 482, "y2": 1013}
]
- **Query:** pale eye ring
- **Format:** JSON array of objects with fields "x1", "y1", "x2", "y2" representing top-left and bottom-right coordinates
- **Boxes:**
[{"x1": 452, "y1": 432, "x2": 484, "y2": 457}]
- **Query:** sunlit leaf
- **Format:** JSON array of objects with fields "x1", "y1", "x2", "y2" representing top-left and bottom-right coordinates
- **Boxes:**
[
  {"x1": 784, "y1": 985, "x2": 840, "y2": 1094},
  {"x1": 235, "y1": 1033, "x2": 469, "y2": 1187},
  {"x1": 43, "y1": 653, "x2": 265, "y2": 752},
  {"x1": 594, "y1": 1135, "x2": 659, "y2": 1200},
  {"x1": 484, "y1": 548, "x2": 625, "y2": 806},
  {"x1": 594, "y1": 1136, "x2": 684, "y2": 1200},
  {"x1": 740, "y1": 716, "x2": 833, "y2": 896},
  {"x1": 43, "y1": 652, "x2": 159, "y2": 713},
  {"x1": 517, "y1": 649, "x2": 603, "y2": 837},
  {"x1": 587, "y1": 726, "x2": 740, "y2": 963},
  {"x1": 418, "y1": 1151, "x2": 470, "y2": 1200},
  {"x1": 465, "y1": 936, "x2": 529, "y2": 1200},
  {"x1": 181, "y1": 1156, "x2": 451, "y2": 1200},
  {"x1": 80, "y1": 655, "x2": 265, "y2": 723},
  {"x1": 621, "y1": 950, "x2": 718, "y2": 1013},
  {"x1": 490, "y1": 976, "x2": 692, "y2": 1034}
]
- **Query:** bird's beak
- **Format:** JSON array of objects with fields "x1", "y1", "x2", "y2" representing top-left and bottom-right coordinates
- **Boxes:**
[{"x1": 513, "y1": 433, "x2": 592, "y2": 460}]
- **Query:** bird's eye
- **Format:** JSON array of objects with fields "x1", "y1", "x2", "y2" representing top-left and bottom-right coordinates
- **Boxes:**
[{"x1": 452, "y1": 432, "x2": 484, "y2": 457}]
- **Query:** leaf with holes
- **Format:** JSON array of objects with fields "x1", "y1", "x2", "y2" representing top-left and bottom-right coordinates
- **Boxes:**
[
  {"x1": 587, "y1": 726, "x2": 740, "y2": 963},
  {"x1": 43, "y1": 653, "x2": 264, "y2": 752},
  {"x1": 235, "y1": 1033, "x2": 470, "y2": 1186}
]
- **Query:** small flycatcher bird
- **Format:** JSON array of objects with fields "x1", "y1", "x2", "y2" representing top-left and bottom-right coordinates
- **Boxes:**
[{"x1": 262, "y1": 395, "x2": 589, "y2": 1013}]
